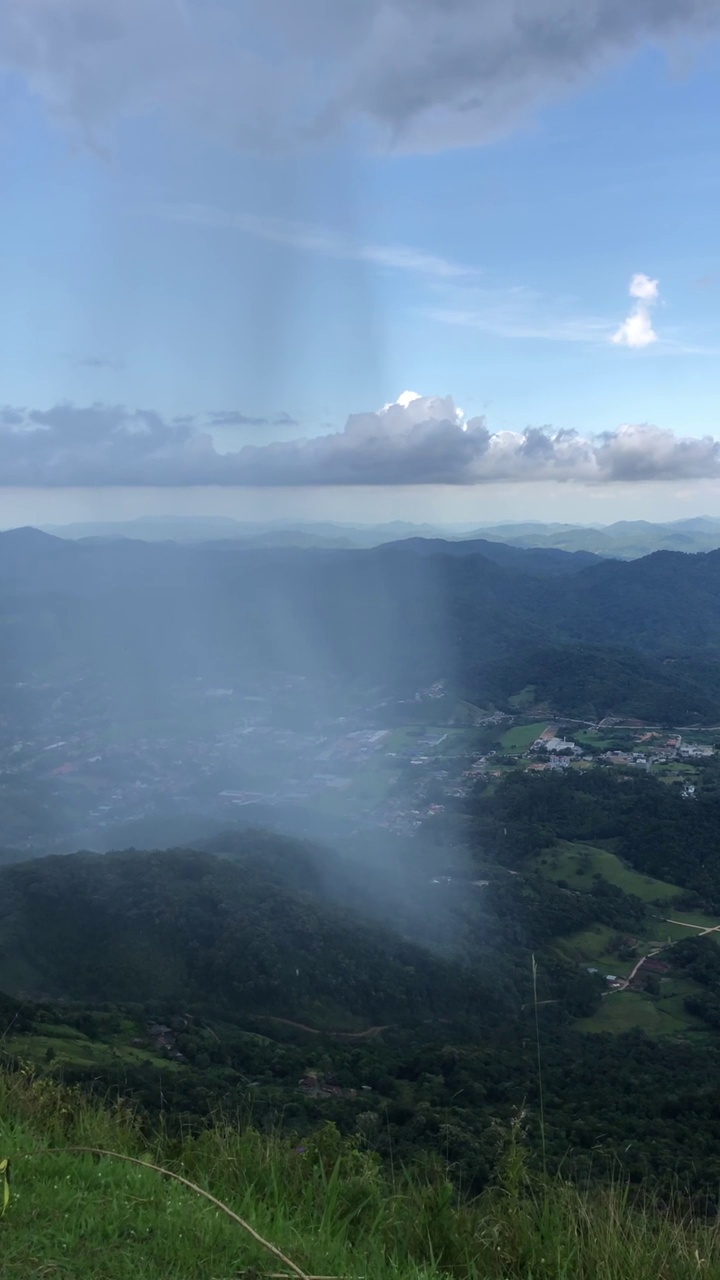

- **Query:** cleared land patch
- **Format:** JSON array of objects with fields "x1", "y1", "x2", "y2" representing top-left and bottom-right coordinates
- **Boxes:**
[
  {"x1": 553, "y1": 924, "x2": 635, "y2": 978},
  {"x1": 536, "y1": 840, "x2": 680, "y2": 902},
  {"x1": 578, "y1": 988, "x2": 705, "y2": 1038},
  {"x1": 499, "y1": 722, "x2": 549, "y2": 753},
  {"x1": 652, "y1": 913, "x2": 720, "y2": 943},
  {"x1": 5, "y1": 1031, "x2": 180, "y2": 1071}
]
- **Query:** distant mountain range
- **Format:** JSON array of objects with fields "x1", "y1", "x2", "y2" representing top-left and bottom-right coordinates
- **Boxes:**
[
  {"x1": 476, "y1": 517, "x2": 720, "y2": 558},
  {"x1": 39, "y1": 516, "x2": 467, "y2": 549},
  {"x1": 38, "y1": 515, "x2": 720, "y2": 558},
  {"x1": 3, "y1": 525, "x2": 720, "y2": 723}
]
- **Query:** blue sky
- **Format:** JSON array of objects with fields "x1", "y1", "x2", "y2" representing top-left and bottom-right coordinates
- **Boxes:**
[{"x1": 1, "y1": 0, "x2": 720, "y2": 524}]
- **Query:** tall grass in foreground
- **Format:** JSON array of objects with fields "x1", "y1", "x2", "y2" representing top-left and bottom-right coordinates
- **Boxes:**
[{"x1": 2, "y1": 1067, "x2": 720, "y2": 1278}]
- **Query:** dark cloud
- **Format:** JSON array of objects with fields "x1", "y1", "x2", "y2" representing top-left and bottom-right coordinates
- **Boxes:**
[
  {"x1": 0, "y1": 406, "x2": 25, "y2": 426},
  {"x1": 0, "y1": 403, "x2": 214, "y2": 486},
  {"x1": 74, "y1": 356, "x2": 125, "y2": 370},
  {"x1": 334, "y1": 0, "x2": 720, "y2": 149},
  {"x1": 0, "y1": 1, "x2": 718, "y2": 150},
  {"x1": 209, "y1": 410, "x2": 299, "y2": 428},
  {"x1": 0, "y1": 395, "x2": 718, "y2": 487}
]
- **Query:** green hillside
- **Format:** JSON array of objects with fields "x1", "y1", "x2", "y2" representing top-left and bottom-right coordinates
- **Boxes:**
[
  {"x1": 3, "y1": 1065, "x2": 720, "y2": 1279},
  {"x1": 6, "y1": 803, "x2": 720, "y2": 1200},
  {"x1": 535, "y1": 840, "x2": 680, "y2": 902}
]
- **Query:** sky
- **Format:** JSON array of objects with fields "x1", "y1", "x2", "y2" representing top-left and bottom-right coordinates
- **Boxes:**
[{"x1": 2, "y1": 0, "x2": 720, "y2": 526}]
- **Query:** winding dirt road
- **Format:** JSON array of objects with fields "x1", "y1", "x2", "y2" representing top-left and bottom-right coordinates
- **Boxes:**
[
  {"x1": 613, "y1": 920, "x2": 720, "y2": 992},
  {"x1": 259, "y1": 1017, "x2": 393, "y2": 1040}
]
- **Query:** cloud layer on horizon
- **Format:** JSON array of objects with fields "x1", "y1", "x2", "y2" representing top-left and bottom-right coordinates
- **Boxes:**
[
  {"x1": 1, "y1": 394, "x2": 719, "y2": 488},
  {"x1": 1, "y1": 1, "x2": 719, "y2": 151}
]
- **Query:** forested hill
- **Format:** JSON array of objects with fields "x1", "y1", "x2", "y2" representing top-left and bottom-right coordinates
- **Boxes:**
[
  {"x1": 10, "y1": 770, "x2": 720, "y2": 1199},
  {"x1": 372, "y1": 535, "x2": 602, "y2": 574},
  {"x1": 2, "y1": 529, "x2": 720, "y2": 719},
  {"x1": 558, "y1": 549, "x2": 720, "y2": 651},
  {"x1": 0, "y1": 838, "x2": 506, "y2": 1023}
]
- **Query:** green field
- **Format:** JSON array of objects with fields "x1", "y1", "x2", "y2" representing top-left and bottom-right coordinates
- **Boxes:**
[
  {"x1": 649, "y1": 912, "x2": 720, "y2": 943},
  {"x1": 679, "y1": 728, "x2": 720, "y2": 744},
  {"x1": 572, "y1": 729, "x2": 632, "y2": 750},
  {"x1": 578, "y1": 986, "x2": 705, "y2": 1038},
  {"x1": 4, "y1": 1015, "x2": 183, "y2": 1073},
  {"x1": 536, "y1": 840, "x2": 681, "y2": 903},
  {"x1": 5, "y1": 1030, "x2": 179, "y2": 1071},
  {"x1": 553, "y1": 924, "x2": 635, "y2": 977},
  {"x1": 386, "y1": 725, "x2": 480, "y2": 755},
  {"x1": 508, "y1": 685, "x2": 539, "y2": 710},
  {"x1": 386, "y1": 726, "x2": 421, "y2": 750},
  {"x1": 499, "y1": 722, "x2": 549, "y2": 753},
  {"x1": 579, "y1": 988, "x2": 696, "y2": 1039},
  {"x1": 452, "y1": 699, "x2": 489, "y2": 725}
]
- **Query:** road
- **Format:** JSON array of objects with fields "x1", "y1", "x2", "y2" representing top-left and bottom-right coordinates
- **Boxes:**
[
  {"x1": 616, "y1": 951, "x2": 660, "y2": 990},
  {"x1": 611, "y1": 919, "x2": 720, "y2": 992},
  {"x1": 663, "y1": 919, "x2": 720, "y2": 936},
  {"x1": 260, "y1": 1017, "x2": 392, "y2": 1040}
]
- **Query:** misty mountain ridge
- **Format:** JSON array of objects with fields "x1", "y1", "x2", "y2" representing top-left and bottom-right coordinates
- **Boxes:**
[
  {"x1": 475, "y1": 517, "x2": 720, "y2": 558},
  {"x1": 2, "y1": 528, "x2": 720, "y2": 721},
  {"x1": 33, "y1": 513, "x2": 720, "y2": 557},
  {"x1": 38, "y1": 516, "x2": 471, "y2": 547},
  {"x1": 376, "y1": 536, "x2": 602, "y2": 574}
]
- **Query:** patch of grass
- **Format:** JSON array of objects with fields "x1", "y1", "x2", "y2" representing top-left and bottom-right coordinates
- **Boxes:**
[
  {"x1": 499, "y1": 722, "x2": 549, "y2": 754},
  {"x1": 4, "y1": 1033, "x2": 179, "y2": 1073},
  {"x1": 537, "y1": 840, "x2": 680, "y2": 903},
  {"x1": 508, "y1": 685, "x2": 537, "y2": 710},
  {"x1": 680, "y1": 729, "x2": 720, "y2": 744},
  {"x1": 4, "y1": 1067, "x2": 720, "y2": 1278},
  {"x1": 7, "y1": 1067, "x2": 720, "y2": 1280},
  {"x1": 656, "y1": 761, "x2": 700, "y2": 776},
  {"x1": 649, "y1": 913, "x2": 720, "y2": 943},
  {"x1": 660, "y1": 992, "x2": 701, "y2": 1022},
  {"x1": 578, "y1": 988, "x2": 706, "y2": 1038},
  {"x1": 554, "y1": 925, "x2": 635, "y2": 977},
  {"x1": 592, "y1": 838, "x2": 622, "y2": 853},
  {"x1": 35, "y1": 1022, "x2": 88, "y2": 1041},
  {"x1": 573, "y1": 730, "x2": 631, "y2": 750},
  {"x1": 453, "y1": 699, "x2": 488, "y2": 724},
  {"x1": 385, "y1": 725, "x2": 422, "y2": 750},
  {"x1": 578, "y1": 991, "x2": 677, "y2": 1036},
  {"x1": 4, "y1": 1034, "x2": 103, "y2": 1066}
]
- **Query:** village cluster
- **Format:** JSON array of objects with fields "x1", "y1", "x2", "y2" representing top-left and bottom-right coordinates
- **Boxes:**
[{"x1": 1, "y1": 669, "x2": 716, "y2": 849}]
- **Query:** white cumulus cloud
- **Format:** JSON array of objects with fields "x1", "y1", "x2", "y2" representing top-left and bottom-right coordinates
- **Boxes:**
[
  {"x1": 612, "y1": 273, "x2": 660, "y2": 349},
  {"x1": 0, "y1": 393, "x2": 719, "y2": 487},
  {"x1": 629, "y1": 273, "x2": 660, "y2": 302}
]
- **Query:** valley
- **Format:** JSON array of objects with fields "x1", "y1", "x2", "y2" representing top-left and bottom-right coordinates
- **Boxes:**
[{"x1": 5, "y1": 531, "x2": 720, "y2": 1198}]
